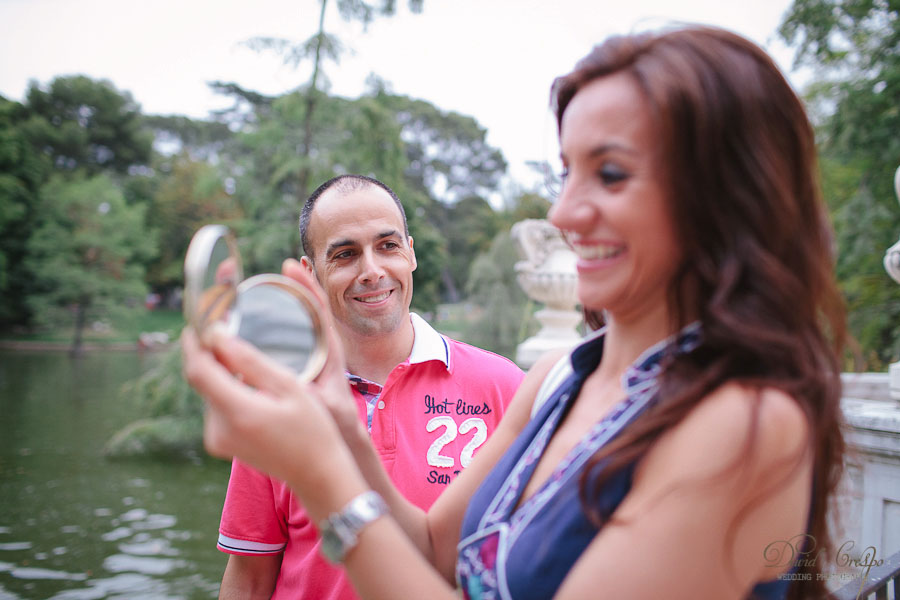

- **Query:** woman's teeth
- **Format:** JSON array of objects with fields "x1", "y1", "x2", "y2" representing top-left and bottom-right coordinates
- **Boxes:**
[{"x1": 574, "y1": 244, "x2": 624, "y2": 260}]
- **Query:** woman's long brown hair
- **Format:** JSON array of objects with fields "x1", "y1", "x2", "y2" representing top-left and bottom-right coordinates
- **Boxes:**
[{"x1": 553, "y1": 26, "x2": 847, "y2": 599}]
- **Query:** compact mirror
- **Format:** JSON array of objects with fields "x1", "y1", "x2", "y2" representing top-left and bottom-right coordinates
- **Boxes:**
[{"x1": 184, "y1": 225, "x2": 327, "y2": 382}]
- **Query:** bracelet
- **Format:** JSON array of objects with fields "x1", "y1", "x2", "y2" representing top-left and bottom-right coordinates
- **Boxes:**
[{"x1": 318, "y1": 491, "x2": 389, "y2": 563}]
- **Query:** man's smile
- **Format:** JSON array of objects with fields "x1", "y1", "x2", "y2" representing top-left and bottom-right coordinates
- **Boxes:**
[{"x1": 354, "y1": 290, "x2": 393, "y2": 304}]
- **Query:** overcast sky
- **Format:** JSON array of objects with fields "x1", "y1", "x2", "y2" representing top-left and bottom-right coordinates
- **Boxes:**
[{"x1": 0, "y1": 0, "x2": 799, "y2": 187}]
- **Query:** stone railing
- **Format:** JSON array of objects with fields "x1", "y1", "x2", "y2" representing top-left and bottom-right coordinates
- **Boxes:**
[
  {"x1": 835, "y1": 166, "x2": 900, "y2": 577},
  {"x1": 832, "y1": 547, "x2": 900, "y2": 599},
  {"x1": 838, "y1": 374, "x2": 900, "y2": 567}
]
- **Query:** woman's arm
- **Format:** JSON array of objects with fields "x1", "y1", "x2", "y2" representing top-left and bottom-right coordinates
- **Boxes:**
[
  {"x1": 184, "y1": 319, "x2": 568, "y2": 588},
  {"x1": 421, "y1": 348, "x2": 566, "y2": 580},
  {"x1": 552, "y1": 383, "x2": 814, "y2": 600}
]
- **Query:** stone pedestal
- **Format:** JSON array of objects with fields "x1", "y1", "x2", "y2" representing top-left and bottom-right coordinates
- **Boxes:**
[
  {"x1": 837, "y1": 384, "x2": 900, "y2": 559},
  {"x1": 515, "y1": 308, "x2": 583, "y2": 369}
]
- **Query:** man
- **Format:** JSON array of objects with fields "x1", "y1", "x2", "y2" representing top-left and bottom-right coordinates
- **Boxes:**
[{"x1": 215, "y1": 174, "x2": 524, "y2": 599}]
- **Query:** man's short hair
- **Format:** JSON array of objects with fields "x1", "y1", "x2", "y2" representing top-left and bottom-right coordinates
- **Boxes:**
[{"x1": 299, "y1": 174, "x2": 409, "y2": 261}]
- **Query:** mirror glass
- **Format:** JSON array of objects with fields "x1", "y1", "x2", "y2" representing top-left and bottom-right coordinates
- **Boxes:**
[
  {"x1": 184, "y1": 225, "x2": 327, "y2": 381},
  {"x1": 235, "y1": 276, "x2": 325, "y2": 377}
]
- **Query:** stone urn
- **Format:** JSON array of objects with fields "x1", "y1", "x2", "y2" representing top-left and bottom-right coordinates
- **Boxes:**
[
  {"x1": 511, "y1": 219, "x2": 582, "y2": 368},
  {"x1": 884, "y1": 166, "x2": 900, "y2": 400}
]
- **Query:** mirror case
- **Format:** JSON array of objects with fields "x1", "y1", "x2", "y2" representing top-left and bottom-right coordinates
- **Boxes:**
[{"x1": 183, "y1": 224, "x2": 328, "y2": 382}]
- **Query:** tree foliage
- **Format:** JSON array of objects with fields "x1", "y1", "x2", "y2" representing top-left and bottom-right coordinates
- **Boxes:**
[
  {"x1": 145, "y1": 154, "x2": 243, "y2": 293},
  {"x1": 0, "y1": 79, "x2": 156, "y2": 335},
  {"x1": 207, "y1": 82, "x2": 508, "y2": 310},
  {"x1": 0, "y1": 96, "x2": 45, "y2": 327},
  {"x1": 460, "y1": 191, "x2": 551, "y2": 358},
  {"x1": 779, "y1": 0, "x2": 900, "y2": 366},
  {"x1": 21, "y1": 76, "x2": 153, "y2": 175},
  {"x1": 25, "y1": 175, "x2": 154, "y2": 353}
]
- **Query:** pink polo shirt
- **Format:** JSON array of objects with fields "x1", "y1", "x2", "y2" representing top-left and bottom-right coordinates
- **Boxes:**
[{"x1": 217, "y1": 313, "x2": 524, "y2": 600}]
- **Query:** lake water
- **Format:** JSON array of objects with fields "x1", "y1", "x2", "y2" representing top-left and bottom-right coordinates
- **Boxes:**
[{"x1": 0, "y1": 349, "x2": 232, "y2": 599}]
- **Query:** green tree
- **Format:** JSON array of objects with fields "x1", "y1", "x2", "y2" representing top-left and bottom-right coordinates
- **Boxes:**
[
  {"x1": 498, "y1": 190, "x2": 553, "y2": 228},
  {"x1": 238, "y1": 0, "x2": 425, "y2": 238},
  {"x1": 144, "y1": 114, "x2": 233, "y2": 162},
  {"x1": 463, "y1": 231, "x2": 532, "y2": 359},
  {"x1": 779, "y1": 0, "x2": 900, "y2": 366},
  {"x1": 214, "y1": 89, "x2": 453, "y2": 310},
  {"x1": 21, "y1": 75, "x2": 153, "y2": 175},
  {"x1": 0, "y1": 77, "x2": 160, "y2": 333},
  {"x1": 0, "y1": 96, "x2": 47, "y2": 328},
  {"x1": 459, "y1": 191, "x2": 552, "y2": 358},
  {"x1": 440, "y1": 196, "x2": 503, "y2": 301},
  {"x1": 208, "y1": 47, "x2": 508, "y2": 310},
  {"x1": 219, "y1": 92, "x2": 395, "y2": 272},
  {"x1": 25, "y1": 175, "x2": 155, "y2": 354},
  {"x1": 373, "y1": 91, "x2": 508, "y2": 203},
  {"x1": 369, "y1": 89, "x2": 509, "y2": 300},
  {"x1": 144, "y1": 154, "x2": 243, "y2": 295}
]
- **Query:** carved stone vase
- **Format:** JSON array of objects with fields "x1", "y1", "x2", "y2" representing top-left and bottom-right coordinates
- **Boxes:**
[
  {"x1": 883, "y1": 166, "x2": 900, "y2": 400},
  {"x1": 511, "y1": 219, "x2": 582, "y2": 369}
]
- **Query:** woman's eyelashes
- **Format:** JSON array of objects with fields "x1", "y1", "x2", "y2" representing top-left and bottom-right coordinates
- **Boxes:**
[
  {"x1": 558, "y1": 162, "x2": 631, "y2": 188},
  {"x1": 598, "y1": 163, "x2": 629, "y2": 186}
]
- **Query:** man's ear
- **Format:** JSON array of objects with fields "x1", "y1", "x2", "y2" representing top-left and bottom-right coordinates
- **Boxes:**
[
  {"x1": 408, "y1": 236, "x2": 417, "y2": 272},
  {"x1": 300, "y1": 256, "x2": 316, "y2": 276}
]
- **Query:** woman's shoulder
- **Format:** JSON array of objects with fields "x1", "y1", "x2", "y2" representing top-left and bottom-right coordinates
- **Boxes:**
[
  {"x1": 688, "y1": 383, "x2": 808, "y2": 462},
  {"x1": 643, "y1": 382, "x2": 810, "y2": 485},
  {"x1": 608, "y1": 382, "x2": 814, "y2": 591}
]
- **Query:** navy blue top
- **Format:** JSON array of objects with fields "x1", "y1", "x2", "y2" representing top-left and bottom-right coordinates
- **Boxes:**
[{"x1": 456, "y1": 325, "x2": 791, "y2": 600}]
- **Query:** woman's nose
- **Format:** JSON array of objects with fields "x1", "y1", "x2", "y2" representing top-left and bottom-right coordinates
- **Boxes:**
[{"x1": 550, "y1": 179, "x2": 596, "y2": 234}]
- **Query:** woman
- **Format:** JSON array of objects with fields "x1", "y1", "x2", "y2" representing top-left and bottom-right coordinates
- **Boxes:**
[{"x1": 184, "y1": 25, "x2": 846, "y2": 599}]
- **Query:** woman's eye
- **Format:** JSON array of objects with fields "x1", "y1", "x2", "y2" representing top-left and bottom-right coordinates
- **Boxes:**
[
  {"x1": 599, "y1": 164, "x2": 629, "y2": 185},
  {"x1": 559, "y1": 167, "x2": 570, "y2": 181}
]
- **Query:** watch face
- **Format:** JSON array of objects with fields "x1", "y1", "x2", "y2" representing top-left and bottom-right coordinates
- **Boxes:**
[
  {"x1": 318, "y1": 491, "x2": 388, "y2": 564},
  {"x1": 320, "y1": 529, "x2": 343, "y2": 563}
]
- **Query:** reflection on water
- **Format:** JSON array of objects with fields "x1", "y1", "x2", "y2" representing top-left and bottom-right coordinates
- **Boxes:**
[{"x1": 0, "y1": 350, "x2": 230, "y2": 599}]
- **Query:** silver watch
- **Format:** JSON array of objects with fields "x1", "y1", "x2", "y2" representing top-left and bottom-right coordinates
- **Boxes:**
[{"x1": 318, "y1": 491, "x2": 389, "y2": 563}]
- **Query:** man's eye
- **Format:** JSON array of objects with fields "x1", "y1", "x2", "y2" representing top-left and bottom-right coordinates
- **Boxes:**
[
  {"x1": 383, "y1": 241, "x2": 400, "y2": 250},
  {"x1": 334, "y1": 250, "x2": 353, "y2": 259}
]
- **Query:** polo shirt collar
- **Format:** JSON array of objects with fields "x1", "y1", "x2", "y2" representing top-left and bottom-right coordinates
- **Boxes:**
[{"x1": 408, "y1": 312, "x2": 451, "y2": 371}]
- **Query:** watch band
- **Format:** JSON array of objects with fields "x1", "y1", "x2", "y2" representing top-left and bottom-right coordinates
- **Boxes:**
[{"x1": 318, "y1": 490, "x2": 389, "y2": 563}]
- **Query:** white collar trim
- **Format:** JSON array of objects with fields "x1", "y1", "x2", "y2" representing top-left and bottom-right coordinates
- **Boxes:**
[{"x1": 408, "y1": 312, "x2": 450, "y2": 369}]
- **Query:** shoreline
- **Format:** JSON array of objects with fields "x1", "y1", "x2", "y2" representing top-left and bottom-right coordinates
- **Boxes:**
[{"x1": 0, "y1": 340, "x2": 174, "y2": 352}]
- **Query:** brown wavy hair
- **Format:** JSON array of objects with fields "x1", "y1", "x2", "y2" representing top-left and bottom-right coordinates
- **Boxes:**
[{"x1": 552, "y1": 26, "x2": 846, "y2": 599}]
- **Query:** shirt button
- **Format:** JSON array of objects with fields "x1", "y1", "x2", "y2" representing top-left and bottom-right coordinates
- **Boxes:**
[{"x1": 378, "y1": 401, "x2": 385, "y2": 409}]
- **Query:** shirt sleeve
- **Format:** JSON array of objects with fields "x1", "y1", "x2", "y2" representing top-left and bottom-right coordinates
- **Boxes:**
[{"x1": 217, "y1": 458, "x2": 288, "y2": 556}]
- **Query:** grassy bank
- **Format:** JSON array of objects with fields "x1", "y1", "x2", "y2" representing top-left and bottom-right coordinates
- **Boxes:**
[{"x1": 0, "y1": 309, "x2": 185, "y2": 349}]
